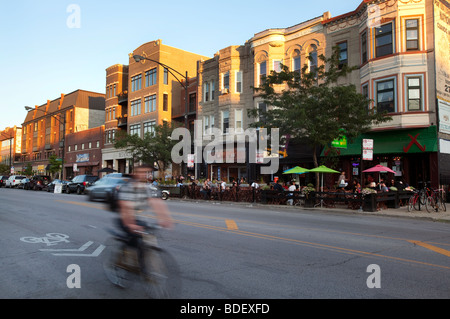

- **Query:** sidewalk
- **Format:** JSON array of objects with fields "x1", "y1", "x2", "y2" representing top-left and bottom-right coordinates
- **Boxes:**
[{"x1": 169, "y1": 197, "x2": 450, "y2": 223}]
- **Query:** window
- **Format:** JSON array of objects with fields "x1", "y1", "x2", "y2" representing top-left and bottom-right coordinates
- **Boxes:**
[
  {"x1": 258, "y1": 102, "x2": 267, "y2": 124},
  {"x1": 293, "y1": 50, "x2": 301, "y2": 74},
  {"x1": 163, "y1": 94, "x2": 168, "y2": 112},
  {"x1": 145, "y1": 68, "x2": 157, "y2": 87},
  {"x1": 406, "y1": 76, "x2": 422, "y2": 111},
  {"x1": 338, "y1": 41, "x2": 348, "y2": 68},
  {"x1": 113, "y1": 84, "x2": 116, "y2": 97},
  {"x1": 145, "y1": 95, "x2": 156, "y2": 113},
  {"x1": 259, "y1": 61, "x2": 266, "y2": 85},
  {"x1": 163, "y1": 68, "x2": 168, "y2": 85},
  {"x1": 210, "y1": 80, "x2": 215, "y2": 100},
  {"x1": 235, "y1": 109, "x2": 243, "y2": 132},
  {"x1": 375, "y1": 22, "x2": 394, "y2": 57},
  {"x1": 362, "y1": 84, "x2": 370, "y2": 113},
  {"x1": 273, "y1": 60, "x2": 283, "y2": 73},
  {"x1": 131, "y1": 99, "x2": 141, "y2": 116},
  {"x1": 143, "y1": 121, "x2": 156, "y2": 136},
  {"x1": 376, "y1": 79, "x2": 396, "y2": 113},
  {"x1": 131, "y1": 74, "x2": 142, "y2": 92},
  {"x1": 361, "y1": 32, "x2": 368, "y2": 64},
  {"x1": 204, "y1": 82, "x2": 210, "y2": 101},
  {"x1": 210, "y1": 115, "x2": 215, "y2": 130},
  {"x1": 189, "y1": 93, "x2": 196, "y2": 113},
  {"x1": 236, "y1": 71, "x2": 243, "y2": 93},
  {"x1": 130, "y1": 124, "x2": 141, "y2": 137},
  {"x1": 223, "y1": 72, "x2": 230, "y2": 91},
  {"x1": 222, "y1": 110, "x2": 229, "y2": 134},
  {"x1": 308, "y1": 45, "x2": 318, "y2": 74},
  {"x1": 204, "y1": 116, "x2": 209, "y2": 134},
  {"x1": 405, "y1": 19, "x2": 419, "y2": 51}
]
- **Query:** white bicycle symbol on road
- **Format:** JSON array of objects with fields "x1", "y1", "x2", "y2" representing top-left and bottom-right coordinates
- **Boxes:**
[{"x1": 20, "y1": 233, "x2": 70, "y2": 246}]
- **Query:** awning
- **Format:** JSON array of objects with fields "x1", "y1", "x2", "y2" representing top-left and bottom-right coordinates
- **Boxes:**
[
  {"x1": 64, "y1": 161, "x2": 99, "y2": 167},
  {"x1": 322, "y1": 126, "x2": 438, "y2": 157}
]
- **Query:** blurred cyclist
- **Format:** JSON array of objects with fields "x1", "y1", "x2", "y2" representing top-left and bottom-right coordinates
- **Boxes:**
[{"x1": 117, "y1": 164, "x2": 173, "y2": 248}]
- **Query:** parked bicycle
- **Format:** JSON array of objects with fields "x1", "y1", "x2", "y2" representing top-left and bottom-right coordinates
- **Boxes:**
[
  {"x1": 425, "y1": 188, "x2": 447, "y2": 213},
  {"x1": 102, "y1": 222, "x2": 181, "y2": 298},
  {"x1": 408, "y1": 190, "x2": 422, "y2": 212}
]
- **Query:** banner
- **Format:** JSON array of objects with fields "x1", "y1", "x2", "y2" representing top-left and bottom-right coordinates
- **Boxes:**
[{"x1": 434, "y1": 0, "x2": 450, "y2": 102}]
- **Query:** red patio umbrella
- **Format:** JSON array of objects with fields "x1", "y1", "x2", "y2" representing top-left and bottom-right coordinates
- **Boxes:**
[{"x1": 362, "y1": 164, "x2": 395, "y2": 174}]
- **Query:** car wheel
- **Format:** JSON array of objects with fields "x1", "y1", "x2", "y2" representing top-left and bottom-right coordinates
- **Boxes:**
[
  {"x1": 77, "y1": 186, "x2": 82, "y2": 195},
  {"x1": 66, "y1": 187, "x2": 71, "y2": 194}
]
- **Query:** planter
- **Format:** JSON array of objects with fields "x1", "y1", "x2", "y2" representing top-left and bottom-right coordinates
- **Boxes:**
[
  {"x1": 304, "y1": 192, "x2": 315, "y2": 208},
  {"x1": 363, "y1": 193, "x2": 377, "y2": 212}
]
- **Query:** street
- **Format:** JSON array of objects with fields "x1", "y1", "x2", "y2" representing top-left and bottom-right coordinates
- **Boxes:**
[{"x1": 1, "y1": 187, "x2": 450, "y2": 300}]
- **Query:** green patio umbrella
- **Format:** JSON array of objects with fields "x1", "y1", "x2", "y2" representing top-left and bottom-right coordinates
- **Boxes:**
[
  {"x1": 282, "y1": 166, "x2": 310, "y2": 174},
  {"x1": 308, "y1": 165, "x2": 340, "y2": 192},
  {"x1": 307, "y1": 165, "x2": 340, "y2": 208}
]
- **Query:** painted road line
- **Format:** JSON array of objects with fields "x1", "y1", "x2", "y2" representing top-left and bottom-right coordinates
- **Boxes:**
[
  {"x1": 408, "y1": 240, "x2": 450, "y2": 257},
  {"x1": 226, "y1": 219, "x2": 238, "y2": 230}
]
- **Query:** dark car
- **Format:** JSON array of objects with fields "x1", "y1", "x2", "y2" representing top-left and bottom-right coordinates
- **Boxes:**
[
  {"x1": 44, "y1": 179, "x2": 69, "y2": 193},
  {"x1": 66, "y1": 175, "x2": 99, "y2": 194},
  {"x1": 86, "y1": 177, "x2": 130, "y2": 202},
  {"x1": 0, "y1": 175, "x2": 10, "y2": 187},
  {"x1": 26, "y1": 175, "x2": 52, "y2": 190}
]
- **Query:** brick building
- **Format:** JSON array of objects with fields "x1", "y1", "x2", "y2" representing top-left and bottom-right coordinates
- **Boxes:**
[
  {"x1": 64, "y1": 125, "x2": 105, "y2": 179},
  {"x1": 0, "y1": 126, "x2": 22, "y2": 172},
  {"x1": 20, "y1": 89, "x2": 105, "y2": 178}
]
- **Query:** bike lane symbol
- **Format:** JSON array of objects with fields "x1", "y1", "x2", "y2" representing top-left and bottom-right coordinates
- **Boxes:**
[{"x1": 20, "y1": 233, "x2": 70, "y2": 246}]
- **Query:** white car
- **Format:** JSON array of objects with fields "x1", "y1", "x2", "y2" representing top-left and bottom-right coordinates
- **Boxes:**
[{"x1": 5, "y1": 175, "x2": 26, "y2": 188}]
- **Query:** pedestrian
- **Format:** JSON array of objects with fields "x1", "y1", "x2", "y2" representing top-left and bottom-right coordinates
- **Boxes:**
[{"x1": 338, "y1": 171, "x2": 348, "y2": 189}]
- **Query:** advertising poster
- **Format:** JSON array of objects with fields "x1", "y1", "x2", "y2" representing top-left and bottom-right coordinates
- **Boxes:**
[{"x1": 435, "y1": 0, "x2": 450, "y2": 102}]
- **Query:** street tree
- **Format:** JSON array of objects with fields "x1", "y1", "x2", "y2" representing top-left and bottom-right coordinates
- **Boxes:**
[
  {"x1": 114, "y1": 122, "x2": 178, "y2": 173},
  {"x1": 249, "y1": 45, "x2": 392, "y2": 189}
]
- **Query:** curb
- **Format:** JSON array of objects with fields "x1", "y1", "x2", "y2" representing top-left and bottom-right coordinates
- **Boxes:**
[{"x1": 167, "y1": 197, "x2": 450, "y2": 223}]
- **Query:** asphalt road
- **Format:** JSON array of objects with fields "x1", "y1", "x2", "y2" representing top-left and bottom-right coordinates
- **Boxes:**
[{"x1": 1, "y1": 187, "x2": 450, "y2": 301}]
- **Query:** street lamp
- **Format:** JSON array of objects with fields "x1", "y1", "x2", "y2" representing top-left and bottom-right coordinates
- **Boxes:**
[
  {"x1": 132, "y1": 54, "x2": 191, "y2": 175},
  {"x1": 132, "y1": 55, "x2": 189, "y2": 129},
  {"x1": 24, "y1": 106, "x2": 66, "y2": 179}
]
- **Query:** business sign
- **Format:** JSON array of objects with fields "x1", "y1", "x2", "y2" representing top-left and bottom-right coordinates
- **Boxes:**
[
  {"x1": 435, "y1": 0, "x2": 450, "y2": 103},
  {"x1": 76, "y1": 153, "x2": 89, "y2": 163},
  {"x1": 362, "y1": 138, "x2": 373, "y2": 161},
  {"x1": 331, "y1": 135, "x2": 347, "y2": 149},
  {"x1": 438, "y1": 99, "x2": 450, "y2": 134},
  {"x1": 187, "y1": 154, "x2": 195, "y2": 168}
]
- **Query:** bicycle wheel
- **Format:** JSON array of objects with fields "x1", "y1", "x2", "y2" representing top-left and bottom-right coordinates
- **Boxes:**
[
  {"x1": 102, "y1": 237, "x2": 132, "y2": 288},
  {"x1": 408, "y1": 196, "x2": 414, "y2": 212},
  {"x1": 425, "y1": 196, "x2": 437, "y2": 213},
  {"x1": 419, "y1": 190, "x2": 427, "y2": 206},
  {"x1": 440, "y1": 197, "x2": 447, "y2": 212},
  {"x1": 140, "y1": 247, "x2": 181, "y2": 299}
]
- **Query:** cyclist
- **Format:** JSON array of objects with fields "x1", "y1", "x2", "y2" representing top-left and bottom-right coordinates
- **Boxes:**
[{"x1": 116, "y1": 164, "x2": 173, "y2": 253}]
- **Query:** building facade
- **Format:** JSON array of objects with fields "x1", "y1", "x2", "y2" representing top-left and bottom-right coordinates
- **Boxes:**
[
  {"x1": 101, "y1": 64, "x2": 130, "y2": 174},
  {"x1": 64, "y1": 125, "x2": 104, "y2": 179},
  {"x1": 20, "y1": 89, "x2": 105, "y2": 178},
  {"x1": 0, "y1": 126, "x2": 22, "y2": 172},
  {"x1": 321, "y1": 0, "x2": 450, "y2": 189}
]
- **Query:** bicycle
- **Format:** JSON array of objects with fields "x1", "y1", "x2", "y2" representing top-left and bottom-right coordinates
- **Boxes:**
[
  {"x1": 425, "y1": 188, "x2": 447, "y2": 213},
  {"x1": 408, "y1": 190, "x2": 422, "y2": 212},
  {"x1": 102, "y1": 222, "x2": 181, "y2": 298}
]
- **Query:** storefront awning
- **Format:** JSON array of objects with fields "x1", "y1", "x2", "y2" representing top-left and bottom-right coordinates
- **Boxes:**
[
  {"x1": 321, "y1": 126, "x2": 438, "y2": 157},
  {"x1": 64, "y1": 161, "x2": 99, "y2": 167}
]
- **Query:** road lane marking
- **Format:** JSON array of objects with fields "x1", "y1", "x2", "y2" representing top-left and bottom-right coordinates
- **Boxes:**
[
  {"x1": 55, "y1": 200, "x2": 103, "y2": 210},
  {"x1": 141, "y1": 214, "x2": 450, "y2": 270},
  {"x1": 226, "y1": 219, "x2": 238, "y2": 230},
  {"x1": 408, "y1": 240, "x2": 450, "y2": 257}
]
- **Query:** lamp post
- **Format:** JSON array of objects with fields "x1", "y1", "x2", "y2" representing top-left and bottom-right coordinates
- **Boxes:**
[
  {"x1": 132, "y1": 54, "x2": 190, "y2": 174},
  {"x1": 132, "y1": 55, "x2": 189, "y2": 129},
  {"x1": 24, "y1": 106, "x2": 66, "y2": 180}
]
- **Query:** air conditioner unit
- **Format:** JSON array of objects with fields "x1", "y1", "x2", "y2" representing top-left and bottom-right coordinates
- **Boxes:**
[{"x1": 221, "y1": 88, "x2": 229, "y2": 94}]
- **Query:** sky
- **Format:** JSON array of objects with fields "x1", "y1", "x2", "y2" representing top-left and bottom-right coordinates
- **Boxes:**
[{"x1": 0, "y1": 0, "x2": 363, "y2": 131}]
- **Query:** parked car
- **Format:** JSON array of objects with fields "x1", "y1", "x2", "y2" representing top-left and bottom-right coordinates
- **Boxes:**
[
  {"x1": 17, "y1": 177, "x2": 30, "y2": 189},
  {"x1": 0, "y1": 175, "x2": 10, "y2": 187},
  {"x1": 26, "y1": 175, "x2": 52, "y2": 190},
  {"x1": 86, "y1": 177, "x2": 130, "y2": 202},
  {"x1": 66, "y1": 175, "x2": 99, "y2": 194},
  {"x1": 44, "y1": 179, "x2": 69, "y2": 193},
  {"x1": 5, "y1": 175, "x2": 26, "y2": 188}
]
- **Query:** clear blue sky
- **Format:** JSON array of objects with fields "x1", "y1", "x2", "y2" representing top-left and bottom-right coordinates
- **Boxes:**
[{"x1": 0, "y1": 0, "x2": 362, "y2": 131}]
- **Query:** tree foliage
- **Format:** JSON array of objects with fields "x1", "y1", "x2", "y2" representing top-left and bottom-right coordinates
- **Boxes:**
[
  {"x1": 113, "y1": 122, "x2": 178, "y2": 172},
  {"x1": 249, "y1": 45, "x2": 392, "y2": 170}
]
